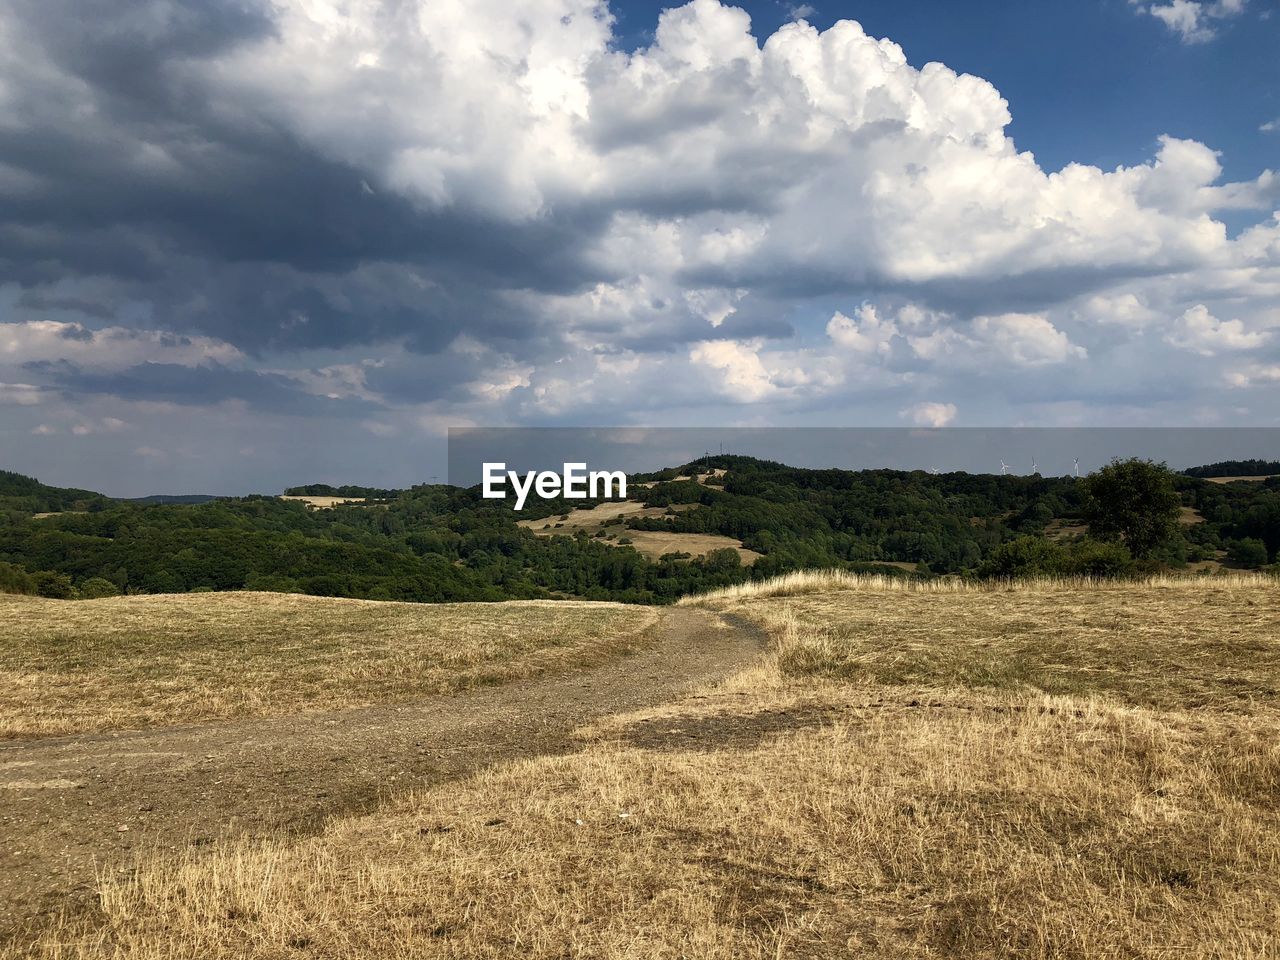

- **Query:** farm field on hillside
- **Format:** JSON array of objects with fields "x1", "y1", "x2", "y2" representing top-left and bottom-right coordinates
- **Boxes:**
[
  {"x1": 13, "y1": 575, "x2": 1279, "y2": 959},
  {"x1": 278, "y1": 495, "x2": 369, "y2": 508},
  {"x1": 518, "y1": 500, "x2": 760, "y2": 563},
  {"x1": 0, "y1": 593, "x2": 657, "y2": 738}
]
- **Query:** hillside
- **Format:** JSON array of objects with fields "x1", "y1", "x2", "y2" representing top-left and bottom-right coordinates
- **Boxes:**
[
  {"x1": 10, "y1": 575, "x2": 1277, "y2": 958},
  {"x1": 0, "y1": 470, "x2": 107, "y2": 514},
  {"x1": 1, "y1": 457, "x2": 1278, "y2": 605}
]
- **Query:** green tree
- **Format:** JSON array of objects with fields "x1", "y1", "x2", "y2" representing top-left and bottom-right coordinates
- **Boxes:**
[
  {"x1": 1082, "y1": 459, "x2": 1181, "y2": 559},
  {"x1": 1228, "y1": 538, "x2": 1269, "y2": 568},
  {"x1": 78, "y1": 577, "x2": 121, "y2": 599}
]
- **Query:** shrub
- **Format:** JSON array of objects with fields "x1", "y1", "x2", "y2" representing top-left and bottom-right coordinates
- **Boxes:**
[
  {"x1": 0, "y1": 561, "x2": 36, "y2": 595},
  {"x1": 978, "y1": 536, "x2": 1064, "y2": 578},
  {"x1": 1228, "y1": 538, "x2": 1270, "y2": 568},
  {"x1": 34, "y1": 571, "x2": 76, "y2": 599},
  {"x1": 78, "y1": 577, "x2": 121, "y2": 599},
  {"x1": 1059, "y1": 540, "x2": 1134, "y2": 577}
]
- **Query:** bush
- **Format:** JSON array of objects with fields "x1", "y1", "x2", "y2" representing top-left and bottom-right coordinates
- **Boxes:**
[
  {"x1": 34, "y1": 571, "x2": 76, "y2": 599},
  {"x1": 978, "y1": 537, "x2": 1134, "y2": 579},
  {"x1": 703, "y1": 548, "x2": 742, "y2": 572},
  {"x1": 1228, "y1": 538, "x2": 1270, "y2": 568},
  {"x1": 78, "y1": 577, "x2": 121, "y2": 599},
  {"x1": 0, "y1": 561, "x2": 36, "y2": 595},
  {"x1": 978, "y1": 537, "x2": 1064, "y2": 578},
  {"x1": 1059, "y1": 540, "x2": 1134, "y2": 577}
]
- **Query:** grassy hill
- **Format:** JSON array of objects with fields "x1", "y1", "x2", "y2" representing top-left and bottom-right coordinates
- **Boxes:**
[{"x1": 14, "y1": 574, "x2": 1278, "y2": 958}]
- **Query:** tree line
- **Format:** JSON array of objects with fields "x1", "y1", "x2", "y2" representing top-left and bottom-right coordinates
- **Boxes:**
[{"x1": 1, "y1": 457, "x2": 1276, "y2": 603}]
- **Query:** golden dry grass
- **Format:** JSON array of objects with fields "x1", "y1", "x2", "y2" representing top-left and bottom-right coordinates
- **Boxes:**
[
  {"x1": 516, "y1": 500, "x2": 666, "y2": 530},
  {"x1": 691, "y1": 573, "x2": 1280, "y2": 710},
  {"x1": 680, "y1": 567, "x2": 1276, "y2": 604},
  {"x1": 518, "y1": 501, "x2": 758, "y2": 562},
  {"x1": 0, "y1": 592, "x2": 657, "y2": 739},
  {"x1": 10, "y1": 577, "x2": 1280, "y2": 959},
  {"x1": 278, "y1": 496, "x2": 369, "y2": 508}
]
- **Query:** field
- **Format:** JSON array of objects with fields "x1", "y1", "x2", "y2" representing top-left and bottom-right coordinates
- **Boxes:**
[
  {"x1": 519, "y1": 499, "x2": 761, "y2": 563},
  {"x1": 7, "y1": 574, "x2": 1279, "y2": 958},
  {"x1": 279, "y1": 495, "x2": 369, "y2": 508},
  {"x1": 0, "y1": 593, "x2": 657, "y2": 738}
]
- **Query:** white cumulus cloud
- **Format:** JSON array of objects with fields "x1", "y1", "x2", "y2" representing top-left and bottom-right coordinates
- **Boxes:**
[
  {"x1": 1166, "y1": 304, "x2": 1270, "y2": 355},
  {"x1": 1135, "y1": 0, "x2": 1248, "y2": 43},
  {"x1": 904, "y1": 401, "x2": 958, "y2": 427}
]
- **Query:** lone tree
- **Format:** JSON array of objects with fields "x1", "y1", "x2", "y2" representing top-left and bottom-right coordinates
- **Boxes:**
[{"x1": 1082, "y1": 458, "x2": 1181, "y2": 559}]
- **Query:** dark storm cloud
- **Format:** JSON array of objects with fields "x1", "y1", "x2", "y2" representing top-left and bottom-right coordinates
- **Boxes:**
[
  {"x1": 26, "y1": 359, "x2": 378, "y2": 417},
  {"x1": 0, "y1": 0, "x2": 618, "y2": 356}
]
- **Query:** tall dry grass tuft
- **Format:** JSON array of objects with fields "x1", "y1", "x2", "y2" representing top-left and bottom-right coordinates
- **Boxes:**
[{"x1": 679, "y1": 567, "x2": 1276, "y2": 605}]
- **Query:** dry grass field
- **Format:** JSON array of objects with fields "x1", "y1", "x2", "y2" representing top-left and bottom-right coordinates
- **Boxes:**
[
  {"x1": 518, "y1": 500, "x2": 760, "y2": 563},
  {"x1": 8, "y1": 574, "x2": 1280, "y2": 959},
  {"x1": 0, "y1": 593, "x2": 657, "y2": 739},
  {"x1": 279, "y1": 496, "x2": 369, "y2": 508}
]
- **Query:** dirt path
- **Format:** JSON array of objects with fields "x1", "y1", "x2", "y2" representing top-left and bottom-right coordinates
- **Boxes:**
[{"x1": 0, "y1": 608, "x2": 766, "y2": 943}]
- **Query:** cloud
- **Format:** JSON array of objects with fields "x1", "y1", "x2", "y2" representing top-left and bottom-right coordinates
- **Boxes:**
[
  {"x1": 690, "y1": 339, "x2": 781, "y2": 402},
  {"x1": 1133, "y1": 0, "x2": 1248, "y2": 43},
  {"x1": 28, "y1": 360, "x2": 381, "y2": 417},
  {"x1": 0, "y1": 320, "x2": 243, "y2": 371},
  {"x1": 826, "y1": 305, "x2": 899, "y2": 357},
  {"x1": 1165, "y1": 304, "x2": 1270, "y2": 355},
  {"x1": 70, "y1": 417, "x2": 128, "y2": 436},
  {"x1": 1227, "y1": 364, "x2": 1280, "y2": 388},
  {"x1": 0, "y1": 382, "x2": 43, "y2": 405},
  {"x1": 0, "y1": 0, "x2": 1277, "y2": 477},
  {"x1": 1076, "y1": 293, "x2": 1159, "y2": 328},
  {"x1": 904, "y1": 401, "x2": 957, "y2": 427},
  {"x1": 1262, "y1": 119, "x2": 1278, "y2": 133},
  {"x1": 907, "y1": 312, "x2": 1087, "y2": 368}
]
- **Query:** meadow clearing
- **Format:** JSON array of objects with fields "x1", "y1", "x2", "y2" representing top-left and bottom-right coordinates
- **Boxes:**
[
  {"x1": 7, "y1": 573, "x2": 1278, "y2": 958},
  {"x1": 517, "y1": 499, "x2": 761, "y2": 563}
]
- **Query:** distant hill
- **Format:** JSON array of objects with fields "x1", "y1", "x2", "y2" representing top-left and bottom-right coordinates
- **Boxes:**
[
  {"x1": 0, "y1": 472, "x2": 220, "y2": 510},
  {"x1": 0, "y1": 470, "x2": 108, "y2": 513},
  {"x1": 123, "y1": 495, "x2": 222, "y2": 506}
]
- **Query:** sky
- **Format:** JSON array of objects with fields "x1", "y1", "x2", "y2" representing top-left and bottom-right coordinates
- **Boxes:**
[{"x1": 1, "y1": 0, "x2": 1278, "y2": 495}]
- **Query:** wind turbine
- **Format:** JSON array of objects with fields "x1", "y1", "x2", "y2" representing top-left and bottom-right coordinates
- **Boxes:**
[
  {"x1": 1000, "y1": 460, "x2": 1010, "y2": 475},
  {"x1": 1031, "y1": 457, "x2": 1039, "y2": 475},
  {"x1": 1073, "y1": 458, "x2": 1080, "y2": 479}
]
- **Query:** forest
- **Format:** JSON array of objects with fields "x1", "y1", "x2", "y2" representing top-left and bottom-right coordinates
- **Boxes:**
[{"x1": 2, "y1": 456, "x2": 1277, "y2": 603}]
